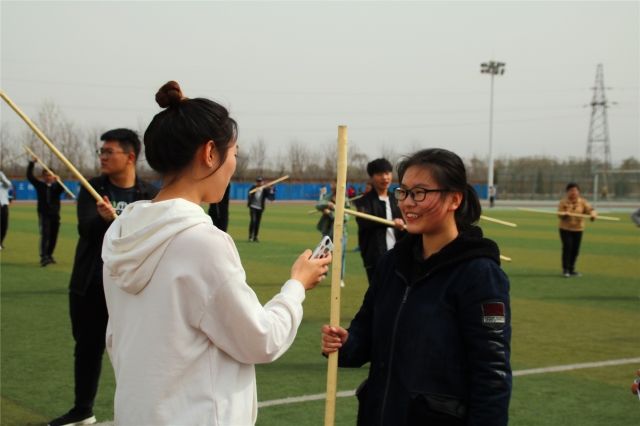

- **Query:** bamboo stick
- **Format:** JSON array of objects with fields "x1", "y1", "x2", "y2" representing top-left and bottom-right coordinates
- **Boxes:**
[
  {"x1": 0, "y1": 91, "x2": 115, "y2": 218},
  {"x1": 480, "y1": 215, "x2": 517, "y2": 227},
  {"x1": 517, "y1": 207, "x2": 620, "y2": 221},
  {"x1": 248, "y1": 175, "x2": 289, "y2": 194},
  {"x1": 24, "y1": 146, "x2": 76, "y2": 199},
  {"x1": 324, "y1": 126, "x2": 348, "y2": 426},
  {"x1": 344, "y1": 207, "x2": 407, "y2": 229}
]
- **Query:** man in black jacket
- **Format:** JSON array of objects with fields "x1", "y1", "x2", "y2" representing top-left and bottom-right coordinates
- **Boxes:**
[
  {"x1": 208, "y1": 183, "x2": 231, "y2": 231},
  {"x1": 48, "y1": 129, "x2": 158, "y2": 426},
  {"x1": 26, "y1": 160, "x2": 65, "y2": 266},
  {"x1": 247, "y1": 176, "x2": 275, "y2": 242},
  {"x1": 353, "y1": 158, "x2": 405, "y2": 285}
]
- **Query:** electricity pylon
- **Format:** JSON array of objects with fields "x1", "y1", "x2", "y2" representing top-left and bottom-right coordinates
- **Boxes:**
[{"x1": 586, "y1": 63, "x2": 613, "y2": 198}]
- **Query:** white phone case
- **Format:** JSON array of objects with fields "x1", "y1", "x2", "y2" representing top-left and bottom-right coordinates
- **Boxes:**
[{"x1": 311, "y1": 236, "x2": 333, "y2": 259}]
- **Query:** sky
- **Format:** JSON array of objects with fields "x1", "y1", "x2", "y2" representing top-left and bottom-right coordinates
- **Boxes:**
[{"x1": 1, "y1": 1, "x2": 639, "y2": 166}]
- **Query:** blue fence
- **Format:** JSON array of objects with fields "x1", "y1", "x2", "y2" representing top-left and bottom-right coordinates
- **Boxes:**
[{"x1": 10, "y1": 179, "x2": 487, "y2": 201}]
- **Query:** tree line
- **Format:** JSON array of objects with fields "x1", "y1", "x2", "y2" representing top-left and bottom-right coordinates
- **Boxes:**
[{"x1": 1, "y1": 102, "x2": 638, "y2": 200}]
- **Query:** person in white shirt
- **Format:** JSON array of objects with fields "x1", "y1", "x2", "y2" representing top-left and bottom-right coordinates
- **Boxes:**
[
  {"x1": 0, "y1": 170, "x2": 13, "y2": 249},
  {"x1": 102, "y1": 81, "x2": 331, "y2": 426}
]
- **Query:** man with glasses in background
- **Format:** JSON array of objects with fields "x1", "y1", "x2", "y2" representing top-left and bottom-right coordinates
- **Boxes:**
[
  {"x1": 353, "y1": 158, "x2": 405, "y2": 286},
  {"x1": 49, "y1": 128, "x2": 158, "y2": 426}
]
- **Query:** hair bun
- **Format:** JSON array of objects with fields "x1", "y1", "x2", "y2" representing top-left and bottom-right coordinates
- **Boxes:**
[{"x1": 155, "y1": 81, "x2": 186, "y2": 108}]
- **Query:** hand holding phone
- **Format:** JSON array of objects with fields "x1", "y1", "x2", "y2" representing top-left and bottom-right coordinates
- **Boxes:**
[{"x1": 311, "y1": 236, "x2": 333, "y2": 259}]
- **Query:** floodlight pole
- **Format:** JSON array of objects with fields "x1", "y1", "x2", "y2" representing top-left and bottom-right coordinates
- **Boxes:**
[{"x1": 480, "y1": 60, "x2": 505, "y2": 202}]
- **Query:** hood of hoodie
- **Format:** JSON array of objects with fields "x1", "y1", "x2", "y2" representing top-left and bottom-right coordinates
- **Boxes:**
[{"x1": 102, "y1": 198, "x2": 212, "y2": 295}]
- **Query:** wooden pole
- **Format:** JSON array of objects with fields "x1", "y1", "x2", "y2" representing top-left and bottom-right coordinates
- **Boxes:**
[
  {"x1": 480, "y1": 215, "x2": 517, "y2": 228},
  {"x1": 248, "y1": 175, "x2": 289, "y2": 194},
  {"x1": 324, "y1": 126, "x2": 348, "y2": 426},
  {"x1": 344, "y1": 207, "x2": 407, "y2": 229},
  {"x1": 517, "y1": 207, "x2": 620, "y2": 222},
  {"x1": 0, "y1": 91, "x2": 113, "y2": 216},
  {"x1": 24, "y1": 146, "x2": 76, "y2": 199}
]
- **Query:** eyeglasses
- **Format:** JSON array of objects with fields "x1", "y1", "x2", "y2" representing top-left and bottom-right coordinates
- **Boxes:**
[
  {"x1": 394, "y1": 187, "x2": 449, "y2": 202},
  {"x1": 97, "y1": 148, "x2": 127, "y2": 157}
]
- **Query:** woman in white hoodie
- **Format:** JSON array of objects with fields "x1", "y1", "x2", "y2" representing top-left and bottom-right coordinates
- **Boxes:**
[{"x1": 102, "y1": 81, "x2": 332, "y2": 426}]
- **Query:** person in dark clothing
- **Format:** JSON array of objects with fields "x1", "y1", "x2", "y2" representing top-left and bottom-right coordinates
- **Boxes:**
[
  {"x1": 322, "y1": 148, "x2": 512, "y2": 426},
  {"x1": 208, "y1": 183, "x2": 230, "y2": 231},
  {"x1": 247, "y1": 176, "x2": 275, "y2": 242},
  {"x1": 48, "y1": 129, "x2": 158, "y2": 426},
  {"x1": 26, "y1": 160, "x2": 65, "y2": 266},
  {"x1": 353, "y1": 158, "x2": 406, "y2": 285}
]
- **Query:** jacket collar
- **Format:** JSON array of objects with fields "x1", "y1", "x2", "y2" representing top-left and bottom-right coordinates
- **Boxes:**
[{"x1": 393, "y1": 225, "x2": 501, "y2": 284}]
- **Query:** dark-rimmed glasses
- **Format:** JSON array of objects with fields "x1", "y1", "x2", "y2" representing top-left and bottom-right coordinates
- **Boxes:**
[
  {"x1": 394, "y1": 187, "x2": 449, "y2": 202},
  {"x1": 97, "y1": 148, "x2": 127, "y2": 157}
]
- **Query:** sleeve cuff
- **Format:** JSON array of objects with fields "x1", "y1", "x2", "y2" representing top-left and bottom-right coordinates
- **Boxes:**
[{"x1": 281, "y1": 279, "x2": 306, "y2": 303}]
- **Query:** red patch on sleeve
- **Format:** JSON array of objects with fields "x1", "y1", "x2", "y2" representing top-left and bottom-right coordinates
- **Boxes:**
[{"x1": 481, "y1": 302, "x2": 506, "y2": 329}]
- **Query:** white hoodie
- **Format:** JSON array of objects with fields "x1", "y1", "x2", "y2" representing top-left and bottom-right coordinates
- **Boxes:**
[{"x1": 102, "y1": 199, "x2": 306, "y2": 426}]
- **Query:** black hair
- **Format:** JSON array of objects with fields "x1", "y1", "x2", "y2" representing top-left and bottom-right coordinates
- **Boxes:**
[
  {"x1": 566, "y1": 182, "x2": 580, "y2": 191},
  {"x1": 144, "y1": 81, "x2": 238, "y2": 176},
  {"x1": 100, "y1": 128, "x2": 141, "y2": 161},
  {"x1": 366, "y1": 158, "x2": 393, "y2": 177},
  {"x1": 397, "y1": 148, "x2": 481, "y2": 231}
]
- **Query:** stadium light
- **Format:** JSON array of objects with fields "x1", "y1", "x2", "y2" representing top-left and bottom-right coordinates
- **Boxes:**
[{"x1": 480, "y1": 60, "x2": 506, "y2": 202}]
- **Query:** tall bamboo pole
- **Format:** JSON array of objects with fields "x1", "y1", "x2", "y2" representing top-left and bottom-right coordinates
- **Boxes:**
[
  {"x1": 324, "y1": 126, "x2": 348, "y2": 426},
  {"x1": 517, "y1": 207, "x2": 619, "y2": 221},
  {"x1": 0, "y1": 91, "x2": 111, "y2": 215},
  {"x1": 248, "y1": 175, "x2": 289, "y2": 194}
]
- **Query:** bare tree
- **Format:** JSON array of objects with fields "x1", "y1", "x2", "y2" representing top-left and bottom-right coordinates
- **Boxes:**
[
  {"x1": 379, "y1": 144, "x2": 400, "y2": 168},
  {"x1": 322, "y1": 142, "x2": 337, "y2": 180},
  {"x1": 287, "y1": 140, "x2": 311, "y2": 179},
  {"x1": 349, "y1": 143, "x2": 370, "y2": 181},
  {"x1": 0, "y1": 123, "x2": 24, "y2": 175},
  {"x1": 234, "y1": 148, "x2": 250, "y2": 181},
  {"x1": 249, "y1": 138, "x2": 267, "y2": 174}
]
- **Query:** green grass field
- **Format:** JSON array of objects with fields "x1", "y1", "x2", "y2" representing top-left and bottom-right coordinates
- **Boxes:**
[{"x1": 1, "y1": 202, "x2": 639, "y2": 425}]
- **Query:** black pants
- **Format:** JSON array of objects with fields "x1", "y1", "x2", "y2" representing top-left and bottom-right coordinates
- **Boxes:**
[
  {"x1": 0, "y1": 204, "x2": 8, "y2": 246},
  {"x1": 69, "y1": 280, "x2": 109, "y2": 411},
  {"x1": 249, "y1": 207, "x2": 264, "y2": 240},
  {"x1": 559, "y1": 229, "x2": 583, "y2": 273},
  {"x1": 38, "y1": 212, "x2": 60, "y2": 259}
]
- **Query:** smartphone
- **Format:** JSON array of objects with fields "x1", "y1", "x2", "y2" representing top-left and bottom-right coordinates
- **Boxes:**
[{"x1": 311, "y1": 236, "x2": 333, "y2": 259}]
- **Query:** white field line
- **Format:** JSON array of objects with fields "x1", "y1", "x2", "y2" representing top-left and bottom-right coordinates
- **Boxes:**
[{"x1": 257, "y1": 357, "x2": 640, "y2": 408}]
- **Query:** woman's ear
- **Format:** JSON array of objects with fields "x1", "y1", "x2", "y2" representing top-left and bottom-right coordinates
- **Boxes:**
[
  {"x1": 449, "y1": 191, "x2": 463, "y2": 211},
  {"x1": 203, "y1": 140, "x2": 216, "y2": 168}
]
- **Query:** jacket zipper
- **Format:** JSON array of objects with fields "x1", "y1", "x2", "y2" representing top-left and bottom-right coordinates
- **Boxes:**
[{"x1": 379, "y1": 283, "x2": 411, "y2": 425}]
